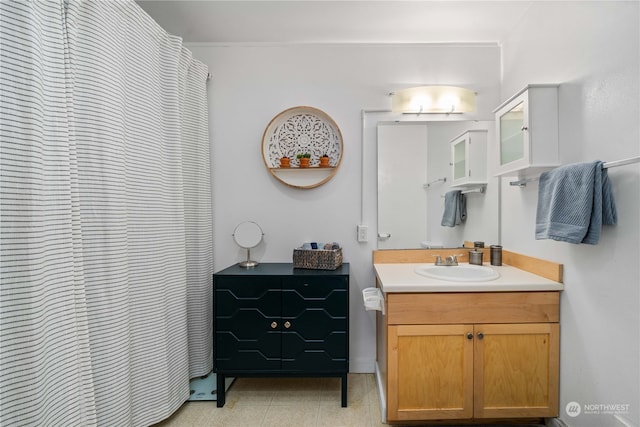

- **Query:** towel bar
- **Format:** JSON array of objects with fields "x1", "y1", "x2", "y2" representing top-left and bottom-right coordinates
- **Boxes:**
[
  {"x1": 440, "y1": 186, "x2": 485, "y2": 197},
  {"x1": 461, "y1": 186, "x2": 485, "y2": 194},
  {"x1": 509, "y1": 156, "x2": 640, "y2": 186},
  {"x1": 424, "y1": 177, "x2": 447, "y2": 188}
]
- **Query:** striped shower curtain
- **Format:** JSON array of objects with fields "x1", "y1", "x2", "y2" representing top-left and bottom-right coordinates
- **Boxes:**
[{"x1": 0, "y1": 1, "x2": 212, "y2": 426}]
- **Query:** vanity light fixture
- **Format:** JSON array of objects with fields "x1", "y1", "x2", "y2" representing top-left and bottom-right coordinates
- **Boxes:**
[{"x1": 390, "y1": 85, "x2": 476, "y2": 114}]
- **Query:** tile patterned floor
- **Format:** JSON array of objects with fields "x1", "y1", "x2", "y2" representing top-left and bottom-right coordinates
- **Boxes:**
[
  {"x1": 154, "y1": 373, "x2": 385, "y2": 427},
  {"x1": 154, "y1": 374, "x2": 548, "y2": 427}
]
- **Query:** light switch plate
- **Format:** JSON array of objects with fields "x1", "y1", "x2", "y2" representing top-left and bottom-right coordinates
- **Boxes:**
[{"x1": 357, "y1": 225, "x2": 368, "y2": 242}]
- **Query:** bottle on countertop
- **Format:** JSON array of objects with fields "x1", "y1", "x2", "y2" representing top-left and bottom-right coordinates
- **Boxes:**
[
  {"x1": 490, "y1": 245, "x2": 502, "y2": 266},
  {"x1": 469, "y1": 249, "x2": 484, "y2": 265}
]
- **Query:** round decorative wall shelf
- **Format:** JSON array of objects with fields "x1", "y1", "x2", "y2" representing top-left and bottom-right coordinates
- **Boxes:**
[{"x1": 261, "y1": 106, "x2": 343, "y2": 189}]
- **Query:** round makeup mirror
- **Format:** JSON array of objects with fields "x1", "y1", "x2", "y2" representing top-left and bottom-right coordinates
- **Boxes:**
[{"x1": 233, "y1": 221, "x2": 264, "y2": 268}]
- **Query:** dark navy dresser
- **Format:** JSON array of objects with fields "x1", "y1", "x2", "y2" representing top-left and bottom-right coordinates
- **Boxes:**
[{"x1": 213, "y1": 263, "x2": 350, "y2": 407}]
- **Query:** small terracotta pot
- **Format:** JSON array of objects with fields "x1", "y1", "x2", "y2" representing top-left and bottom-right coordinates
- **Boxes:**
[
  {"x1": 319, "y1": 156, "x2": 330, "y2": 168},
  {"x1": 299, "y1": 158, "x2": 310, "y2": 168},
  {"x1": 279, "y1": 157, "x2": 290, "y2": 168}
]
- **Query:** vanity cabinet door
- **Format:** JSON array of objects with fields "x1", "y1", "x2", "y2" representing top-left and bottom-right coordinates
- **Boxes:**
[
  {"x1": 474, "y1": 323, "x2": 559, "y2": 418},
  {"x1": 281, "y1": 276, "x2": 349, "y2": 372},
  {"x1": 387, "y1": 324, "x2": 474, "y2": 422}
]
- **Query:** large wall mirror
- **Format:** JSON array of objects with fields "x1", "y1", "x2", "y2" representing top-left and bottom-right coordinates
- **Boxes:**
[{"x1": 377, "y1": 120, "x2": 500, "y2": 249}]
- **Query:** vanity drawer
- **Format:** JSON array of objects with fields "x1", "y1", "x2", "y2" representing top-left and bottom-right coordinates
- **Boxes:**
[{"x1": 386, "y1": 291, "x2": 559, "y2": 325}]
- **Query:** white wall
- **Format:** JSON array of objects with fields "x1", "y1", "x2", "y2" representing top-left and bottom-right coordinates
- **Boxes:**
[
  {"x1": 499, "y1": 2, "x2": 639, "y2": 426},
  {"x1": 188, "y1": 43, "x2": 500, "y2": 372}
]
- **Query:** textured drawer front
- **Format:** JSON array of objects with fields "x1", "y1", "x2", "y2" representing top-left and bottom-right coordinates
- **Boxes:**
[{"x1": 282, "y1": 276, "x2": 348, "y2": 314}]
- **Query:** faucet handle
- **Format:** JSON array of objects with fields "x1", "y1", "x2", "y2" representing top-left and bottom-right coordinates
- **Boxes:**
[
  {"x1": 432, "y1": 255, "x2": 442, "y2": 265},
  {"x1": 445, "y1": 254, "x2": 464, "y2": 265}
]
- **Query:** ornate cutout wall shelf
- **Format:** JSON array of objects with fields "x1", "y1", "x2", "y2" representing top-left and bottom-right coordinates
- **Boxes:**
[{"x1": 262, "y1": 106, "x2": 343, "y2": 189}]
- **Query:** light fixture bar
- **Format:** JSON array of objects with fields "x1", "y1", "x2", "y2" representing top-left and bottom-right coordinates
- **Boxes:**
[{"x1": 391, "y1": 85, "x2": 476, "y2": 114}]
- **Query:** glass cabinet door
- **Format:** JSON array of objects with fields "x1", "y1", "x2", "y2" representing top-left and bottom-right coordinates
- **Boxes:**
[
  {"x1": 452, "y1": 136, "x2": 467, "y2": 181},
  {"x1": 499, "y1": 101, "x2": 525, "y2": 166}
]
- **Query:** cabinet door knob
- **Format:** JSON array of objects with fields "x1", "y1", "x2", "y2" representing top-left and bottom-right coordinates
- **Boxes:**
[
  {"x1": 284, "y1": 321, "x2": 291, "y2": 329},
  {"x1": 466, "y1": 332, "x2": 473, "y2": 340},
  {"x1": 271, "y1": 321, "x2": 278, "y2": 329},
  {"x1": 477, "y1": 332, "x2": 484, "y2": 339}
]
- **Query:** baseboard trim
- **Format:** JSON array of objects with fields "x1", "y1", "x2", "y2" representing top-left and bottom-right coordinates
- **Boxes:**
[
  {"x1": 374, "y1": 362, "x2": 387, "y2": 424},
  {"x1": 349, "y1": 357, "x2": 375, "y2": 373}
]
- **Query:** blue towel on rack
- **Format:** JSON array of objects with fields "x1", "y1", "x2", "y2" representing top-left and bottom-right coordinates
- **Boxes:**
[
  {"x1": 441, "y1": 190, "x2": 466, "y2": 227},
  {"x1": 535, "y1": 160, "x2": 617, "y2": 244}
]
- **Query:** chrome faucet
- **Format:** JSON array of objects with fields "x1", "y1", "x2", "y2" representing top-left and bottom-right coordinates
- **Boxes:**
[{"x1": 433, "y1": 254, "x2": 462, "y2": 266}]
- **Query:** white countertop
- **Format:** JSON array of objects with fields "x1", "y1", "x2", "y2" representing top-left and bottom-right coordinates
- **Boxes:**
[{"x1": 374, "y1": 262, "x2": 564, "y2": 293}]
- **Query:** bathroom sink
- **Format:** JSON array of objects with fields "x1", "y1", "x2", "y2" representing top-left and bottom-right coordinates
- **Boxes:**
[{"x1": 415, "y1": 264, "x2": 500, "y2": 282}]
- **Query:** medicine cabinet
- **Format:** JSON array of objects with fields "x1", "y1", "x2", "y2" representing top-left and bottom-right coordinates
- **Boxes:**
[
  {"x1": 493, "y1": 85, "x2": 559, "y2": 178},
  {"x1": 450, "y1": 130, "x2": 488, "y2": 187}
]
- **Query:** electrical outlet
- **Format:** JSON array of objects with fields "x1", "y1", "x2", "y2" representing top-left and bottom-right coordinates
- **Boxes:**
[{"x1": 357, "y1": 225, "x2": 368, "y2": 242}]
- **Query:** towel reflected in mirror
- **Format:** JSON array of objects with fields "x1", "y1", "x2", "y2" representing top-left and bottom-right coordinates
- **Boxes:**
[{"x1": 441, "y1": 190, "x2": 467, "y2": 227}]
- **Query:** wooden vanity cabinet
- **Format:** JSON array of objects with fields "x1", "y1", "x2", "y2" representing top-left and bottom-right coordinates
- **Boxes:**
[{"x1": 382, "y1": 291, "x2": 559, "y2": 423}]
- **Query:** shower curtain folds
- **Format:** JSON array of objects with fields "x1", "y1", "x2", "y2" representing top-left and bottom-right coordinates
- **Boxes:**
[{"x1": 0, "y1": 1, "x2": 212, "y2": 426}]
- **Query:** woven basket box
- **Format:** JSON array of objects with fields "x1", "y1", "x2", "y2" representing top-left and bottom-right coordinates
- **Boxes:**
[{"x1": 293, "y1": 248, "x2": 343, "y2": 270}]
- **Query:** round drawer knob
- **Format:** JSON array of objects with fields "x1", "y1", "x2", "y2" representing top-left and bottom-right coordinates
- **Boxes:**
[
  {"x1": 477, "y1": 332, "x2": 484, "y2": 340},
  {"x1": 271, "y1": 321, "x2": 278, "y2": 329},
  {"x1": 284, "y1": 321, "x2": 291, "y2": 329},
  {"x1": 466, "y1": 332, "x2": 473, "y2": 340}
]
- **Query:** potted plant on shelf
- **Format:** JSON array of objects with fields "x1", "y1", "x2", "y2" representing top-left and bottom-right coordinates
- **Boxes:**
[
  {"x1": 297, "y1": 153, "x2": 311, "y2": 168},
  {"x1": 319, "y1": 154, "x2": 330, "y2": 168},
  {"x1": 279, "y1": 156, "x2": 290, "y2": 168}
]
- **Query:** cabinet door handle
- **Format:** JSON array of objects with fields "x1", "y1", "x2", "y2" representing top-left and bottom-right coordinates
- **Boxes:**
[
  {"x1": 521, "y1": 126, "x2": 528, "y2": 131},
  {"x1": 271, "y1": 321, "x2": 278, "y2": 329},
  {"x1": 477, "y1": 332, "x2": 484, "y2": 340},
  {"x1": 284, "y1": 321, "x2": 291, "y2": 329},
  {"x1": 466, "y1": 332, "x2": 473, "y2": 340}
]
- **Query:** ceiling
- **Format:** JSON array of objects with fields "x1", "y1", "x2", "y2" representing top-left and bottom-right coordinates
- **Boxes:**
[{"x1": 136, "y1": 1, "x2": 535, "y2": 44}]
